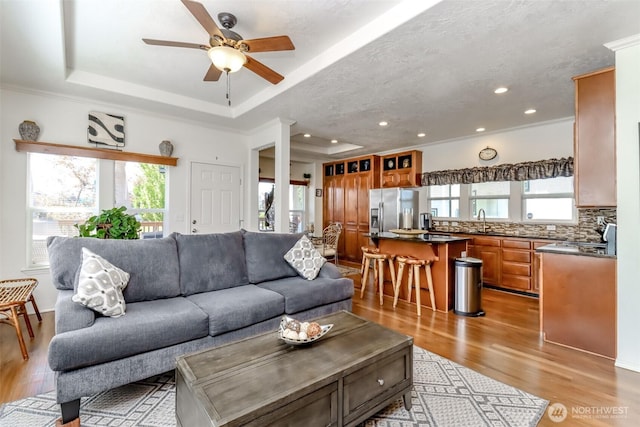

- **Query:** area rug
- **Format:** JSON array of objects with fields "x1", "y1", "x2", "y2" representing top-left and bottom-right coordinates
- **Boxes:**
[
  {"x1": 0, "y1": 346, "x2": 547, "y2": 427},
  {"x1": 337, "y1": 264, "x2": 361, "y2": 277}
]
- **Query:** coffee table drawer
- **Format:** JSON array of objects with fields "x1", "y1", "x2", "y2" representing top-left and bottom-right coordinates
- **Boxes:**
[
  {"x1": 244, "y1": 382, "x2": 339, "y2": 427},
  {"x1": 343, "y1": 347, "x2": 412, "y2": 423}
]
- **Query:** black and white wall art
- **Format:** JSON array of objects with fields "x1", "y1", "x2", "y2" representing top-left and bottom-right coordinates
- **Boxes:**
[{"x1": 88, "y1": 111, "x2": 125, "y2": 148}]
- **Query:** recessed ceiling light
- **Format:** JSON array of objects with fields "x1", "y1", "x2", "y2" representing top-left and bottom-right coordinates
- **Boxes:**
[
  {"x1": 417, "y1": 133, "x2": 426, "y2": 138},
  {"x1": 524, "y1": 109, "x2": 537, "y2": 114},
  {"x1": 331, "y1": 139, "x2": 338, "y2": 144},
  {"x1": 494, "y1": 87, "x2": 508, "y2": 94},
  {"x1": 303, "y1": 133, "x2": 311, "y2": 138},
  {"x1": 378, "y1": 121, "x2": 388, "y2": 127},
  {"x1": 476, "y1": 127, "x2": 486, "y2": 132}
]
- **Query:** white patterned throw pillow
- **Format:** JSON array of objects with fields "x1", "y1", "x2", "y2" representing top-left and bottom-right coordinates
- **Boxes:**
[
  {"x1": 284, "y1": 235, "x2": 327, "y2": 280},
  {"x1": 72, "y1": 247, "x2": 130, "y2": 317}
]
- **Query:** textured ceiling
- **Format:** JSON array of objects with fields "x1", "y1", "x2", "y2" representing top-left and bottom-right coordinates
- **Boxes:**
[{"x1": 2, "y1": 0, "x2": 639, "y2": 160}]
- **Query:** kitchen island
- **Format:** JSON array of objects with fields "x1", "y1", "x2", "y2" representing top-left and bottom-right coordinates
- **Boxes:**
[
  {"x1": 537, "y1": 242, "x2": 616, "y2": 358},
  {"x1": 366, "y1": 232, "x2": 470, "y2": 312}
]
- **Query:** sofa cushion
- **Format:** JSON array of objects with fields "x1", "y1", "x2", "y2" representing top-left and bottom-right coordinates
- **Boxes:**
[
  {"x1": 284, "y1": 235, "x2": 326, "y2": 280},
  {"x1": 174, "y1": 232, "x2": 249, "y2": 295},
  {"x1": 48, "y1": 297, "x2": 209, "y2": 371},
  {"x1": 47, "y1": 236, "x2": 180, "y2": 303},
  {"x1": 186, "y1": 285, "x2": 284, "y2": 336},
  {"x1": 258, "y1": 276, "x2": 355, "y2": 314},
  {"x1": 72, "y1": 248, "x2": 129, "y2": 317},
  {"x1": 242, "y1": 230, "x2": 302, "y2": 283}
]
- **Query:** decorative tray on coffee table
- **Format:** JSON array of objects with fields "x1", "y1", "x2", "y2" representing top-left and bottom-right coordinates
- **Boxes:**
[{"x1": 278, "y1": 316, "x2": 333, "y2": 346}]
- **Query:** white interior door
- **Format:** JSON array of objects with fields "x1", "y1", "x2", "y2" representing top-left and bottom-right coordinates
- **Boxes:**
[{"x1": 190, "y1": 162, "x2": 242, "y2": 234}]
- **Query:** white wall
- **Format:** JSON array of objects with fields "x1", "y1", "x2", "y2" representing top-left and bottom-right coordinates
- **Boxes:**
[
  {"x1": 610, "y1": 36, "x2": 640, "y2": 372},
  {"x1": 0, "y1": 89, "x2": 249, "y2": 311}
]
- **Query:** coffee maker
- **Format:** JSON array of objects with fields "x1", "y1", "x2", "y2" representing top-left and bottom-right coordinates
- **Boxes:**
[{"x1": 419, "y1": 213, "x2": 433, "y2": 231}]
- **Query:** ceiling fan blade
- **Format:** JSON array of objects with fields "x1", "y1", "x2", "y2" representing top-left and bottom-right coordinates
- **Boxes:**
[
  {"x1": 243, "y1": 55, "x2": 284, "y2": 84},
  {"x1": 241, "y1": 36, "x2": 295, "y2": 53},
  {"x1": 204, "y1": 64, "x2": 222, "y2": 81},
  {"x1": 181, "y1": 0, "x2": 224, "y2": 40},
  {"x1": 142, "y1": 38, "x2": 208, "y2": 50}
]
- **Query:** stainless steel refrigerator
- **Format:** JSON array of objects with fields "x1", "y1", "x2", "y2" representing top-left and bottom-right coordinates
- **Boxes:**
[{"x1": 369, "y1": 188, "x2": 419, "y2": 233}]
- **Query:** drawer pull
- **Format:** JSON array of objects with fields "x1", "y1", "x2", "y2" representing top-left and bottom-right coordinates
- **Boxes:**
[{"x1": 377, "y1": 378, "x2": 384, "y2": 386}]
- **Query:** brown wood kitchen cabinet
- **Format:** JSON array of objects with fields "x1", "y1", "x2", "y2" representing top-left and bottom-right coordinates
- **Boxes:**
[
  {"x1": 540, "y1": 252, "x2": 616, "y2": 358},
  {"x1": 573, "y1": 67, "x2": 616, "y2": 207},
  {"x1": 501, "y1": 239, "x2": 532, "y2": 292},
  {"x1": 380, "y1": 150, "x2": 422, "y2": 188},
  {"x1": 466, "y1": 235, "x2": 559, "y2": 295},
  {"x1": 323, "y1": 155, "x2": 379, "y2": 262},
  {"x1": 467, "y1": 236, "x2": 501, "y2": 286}
]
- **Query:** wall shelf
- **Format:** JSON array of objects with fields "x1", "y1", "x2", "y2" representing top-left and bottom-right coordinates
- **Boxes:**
[{"x1": 14, "y1": 139, "x2": 178, "y2": 166}]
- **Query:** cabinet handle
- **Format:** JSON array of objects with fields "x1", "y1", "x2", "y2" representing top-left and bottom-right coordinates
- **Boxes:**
[{"x1": 377, "y1": 378, "x2": 384, "y2": 386}]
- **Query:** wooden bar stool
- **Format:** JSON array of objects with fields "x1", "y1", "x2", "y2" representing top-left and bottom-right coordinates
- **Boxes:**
[
  {"x1": 360, "y1": 247, "x2": 396, "y2": 305},
  {"x1": 394, "y1": 256, "x2": 438, "y2": 316},
  {"x1": 0, "y1": 278, "x2": 41, "y2": 360}
]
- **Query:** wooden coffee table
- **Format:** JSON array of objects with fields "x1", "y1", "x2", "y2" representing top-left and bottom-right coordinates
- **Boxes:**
[{"x1": 175, "y1": 310, "x2": 413, "y2": 427}]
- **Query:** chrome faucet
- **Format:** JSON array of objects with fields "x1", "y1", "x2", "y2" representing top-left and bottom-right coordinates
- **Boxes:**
[{"x1": 477, "y1": 208, "x2": 486, "y2": 233}]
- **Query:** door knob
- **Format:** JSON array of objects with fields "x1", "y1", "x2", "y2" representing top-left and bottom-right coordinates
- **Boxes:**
[
  {"x1": 192, "y1": 228, "x2": 197, "y2": 233},
  {"x1": 192, "y1": 219, "x2": 197, "y2": 224}
]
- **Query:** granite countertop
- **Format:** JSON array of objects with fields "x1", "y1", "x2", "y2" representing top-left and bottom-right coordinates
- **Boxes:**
[
  {"x1": 366, "y1": 231, "x2": 470, "y2": 244},
  {"x1": 536, "y1": 242, "x2": 616, "y2": 259},
  {"x1": 430, "y1": 230, "x2": 562, "y2": 241}
]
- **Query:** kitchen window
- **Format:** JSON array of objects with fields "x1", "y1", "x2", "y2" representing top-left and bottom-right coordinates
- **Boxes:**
[
  {"x1": 522, "y1": 176, "x2": 575, "y2": 221},
  {"x1": 469, "y1": 181, "x2": 510, "y2": 219},
  {"x1": 427, "y1": 184, "x2": 460, "y2": 218}
]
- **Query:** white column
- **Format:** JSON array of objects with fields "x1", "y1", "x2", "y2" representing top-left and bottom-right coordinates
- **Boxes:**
[
  {"x1": 606, "y1": 34, "x2": 640, "y2": 372},
  {"x1": 274, "y1": 121, "x2": 291, "y2": 233}
]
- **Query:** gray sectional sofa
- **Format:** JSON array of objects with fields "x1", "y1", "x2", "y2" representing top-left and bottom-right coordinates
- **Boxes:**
[{"x1": 46, "y1": 230, "x2": 354, "y2": 424}]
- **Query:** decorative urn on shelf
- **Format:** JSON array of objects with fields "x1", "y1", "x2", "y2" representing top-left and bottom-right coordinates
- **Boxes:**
[
  {"x1": 19, "y1": 120, "x2": 40, "y2": 141},
  {"x1": 159, "y1": 140, "x2": 174, "y2": 157}
]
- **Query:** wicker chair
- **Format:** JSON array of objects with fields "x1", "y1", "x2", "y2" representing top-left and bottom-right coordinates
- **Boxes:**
[
  {"x1": 0, "y1": 278, "x2": 41, "y2": 360},
  {"x1": 315, "y1": 223, "x2": 342, "y2": 265}
]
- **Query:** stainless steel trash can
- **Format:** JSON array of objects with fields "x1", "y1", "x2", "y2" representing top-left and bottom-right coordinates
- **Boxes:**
[{"x1": 454, "y1": 257, "x2": 485, "y2": 317}]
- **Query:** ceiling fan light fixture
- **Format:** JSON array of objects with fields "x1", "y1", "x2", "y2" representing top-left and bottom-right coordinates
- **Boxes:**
[{"x1": 208, "y1": 46, "x2": 246, "y2": 73}]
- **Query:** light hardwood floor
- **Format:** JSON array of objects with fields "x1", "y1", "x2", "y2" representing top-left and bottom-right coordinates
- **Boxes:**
[{"x1": 1, "y1": 272, "x2": 639, "y2": 426}]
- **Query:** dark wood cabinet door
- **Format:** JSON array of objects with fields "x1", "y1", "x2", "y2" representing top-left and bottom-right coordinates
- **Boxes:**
[
  {"x1": 344, "y1": 174, "x2": 359, "y2": 227},
  {"x1": 469, "y1": 245, "x2": 500, "y2": 285}
]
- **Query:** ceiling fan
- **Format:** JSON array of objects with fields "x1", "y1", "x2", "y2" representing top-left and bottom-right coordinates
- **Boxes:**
[{"x1": 142, "y1": 0, "x2": 295, "y2": 85}]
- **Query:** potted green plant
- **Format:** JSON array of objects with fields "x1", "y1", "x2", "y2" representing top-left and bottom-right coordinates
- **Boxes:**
[{"x1": 75, "y1": 206, "x2": 141, "y2": 239}]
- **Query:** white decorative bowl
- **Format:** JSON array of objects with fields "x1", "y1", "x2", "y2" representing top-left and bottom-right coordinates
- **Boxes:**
[{"x1": 278, "y1": 316, "x2": 333, "y2": 346}]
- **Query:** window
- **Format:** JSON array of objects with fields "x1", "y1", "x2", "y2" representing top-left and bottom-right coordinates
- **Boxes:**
[
  {"x1": 27, "y1": 155, "x2": 168, "y2": 267},
  {"x1": 114, "y1": 161, "x2": 166, "y2": 238},
  {"x1": 289, "y1": 184, "x2": 306, "y2": 233},
  {"x1": 258, "y1": 181, "x2": 306, "y2": 232},
  {"x1": 428, "y1": 184, "x2": 460, "y2": 218},
  {"x1": 424, "y1": 177, "x2": 575, "y2": 223},
  {"x1": 28, "y1": 153, "x2": 98, "y2": 266},
  {"x1": 470, "y1": 181, "x2": 510, "y2": 219},
  {"x1": 522, "y1": 177, "x2": 574, "y2": 221}
]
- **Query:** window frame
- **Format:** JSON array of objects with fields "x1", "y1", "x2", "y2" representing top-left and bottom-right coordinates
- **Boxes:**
[
  {"x1": 424, "y1": 178, "x2": 576, "y2": 224},
  {"x1": 26, "y1": 154, "x2": 169, "y2": 268}
]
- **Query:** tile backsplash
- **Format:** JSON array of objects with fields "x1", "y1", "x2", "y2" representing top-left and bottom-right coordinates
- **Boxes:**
[{"x1": 431, "y1": 208, "x2": 616, "y2": 242}]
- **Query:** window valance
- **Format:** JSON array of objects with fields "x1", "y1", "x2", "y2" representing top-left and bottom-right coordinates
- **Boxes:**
[{"x1": 420, "y1": 157, "x2": 573, "y2": 186}]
